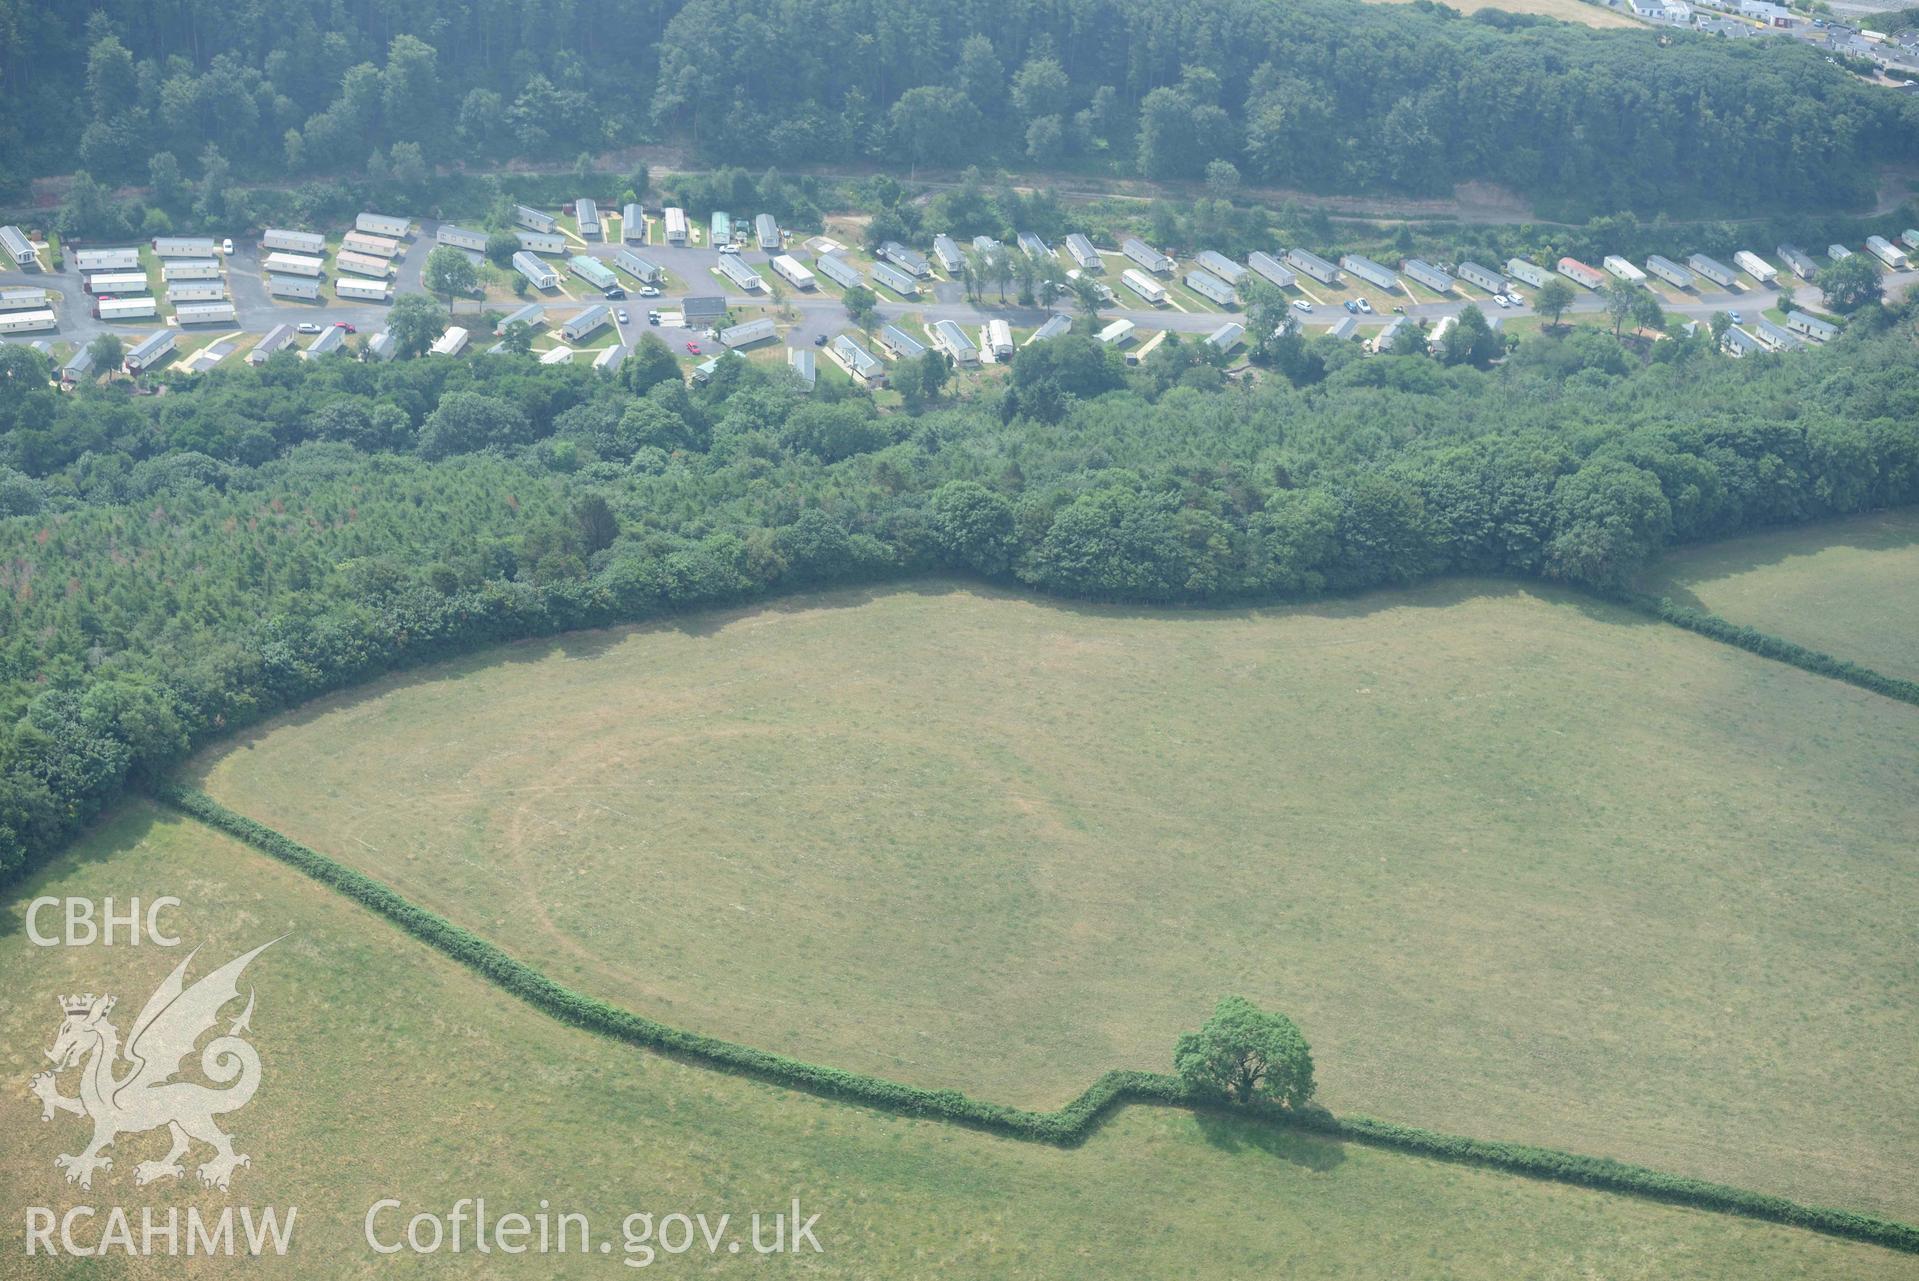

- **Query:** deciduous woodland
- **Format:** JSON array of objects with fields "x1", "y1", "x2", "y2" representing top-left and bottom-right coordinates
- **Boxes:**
[
  {"x1": 2, "y1": 0, "x2": 1915, "y2": 217},
  {"x1": 4, "y1": 315, "x2": 1918, "y2": 881}
]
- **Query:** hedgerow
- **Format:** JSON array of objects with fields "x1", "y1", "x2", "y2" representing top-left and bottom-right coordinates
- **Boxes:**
[{"x1": 156, "y1": 784, "x2": 1919, "y2": 1256}]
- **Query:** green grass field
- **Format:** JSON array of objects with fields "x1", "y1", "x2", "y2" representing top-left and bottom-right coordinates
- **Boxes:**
[
  {"x1": 1640, "y1": 509, "x2": 1919, "y2": 682},
  {"x1": 2, "y1": 804, "x2": 1913, "y2": 1278},
  {"x1": 194, "y1": 579, "x2": 1919, "y2": 1221}
]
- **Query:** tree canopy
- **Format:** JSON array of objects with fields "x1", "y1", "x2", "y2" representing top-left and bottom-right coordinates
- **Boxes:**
[{"x1": 1174, "y1": 997, "x2": 1316, "y2": 1107}]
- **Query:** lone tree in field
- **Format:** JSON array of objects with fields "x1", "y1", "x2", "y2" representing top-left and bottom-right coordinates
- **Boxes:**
[{"x1": 1174, "y1": 997, "x2": 1315, "y2": 1107}]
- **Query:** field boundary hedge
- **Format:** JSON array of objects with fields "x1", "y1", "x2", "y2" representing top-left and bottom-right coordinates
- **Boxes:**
[
  {"x1": 1614, "y1": 592, "x2": 1919, "y2": 708},
  {"x1": 155, "y1": 782, "x2": 1919, "y2": 1256}
]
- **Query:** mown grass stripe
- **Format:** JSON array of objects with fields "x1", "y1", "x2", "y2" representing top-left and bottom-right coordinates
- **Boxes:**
[{"x1": 155, "y1": 782, "x2": 1919, "y2": 1256}]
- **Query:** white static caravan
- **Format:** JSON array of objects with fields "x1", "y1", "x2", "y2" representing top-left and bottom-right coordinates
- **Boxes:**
[
  {"x1": 771, "y1": 255, "x2": 817, "y2": 289},
  {"x1": 663, "y1": 207, "x2": 688, "y2": 246},
  {"x1": 305, "y1": 326, "x2": 347, "y2": 358},
  {"x1": 1121, "y1": 237, "x2": 1175, "y2": 275},
  {"x1": 518, "y1": 230, "x2": 567, "y2": 255},
  {"x1": 367, "y1": 331, "x2": 397, "y2": 361},
  {"x1": 932, "y1": 234, "x2": 965, "y2": 275},
  {"x1": 266, "y1": 274, "x2": 321, "y2": 300},
  {"x1": 987, "y1": 319, "x2": 1014, "y2": 359},
  {"x1": 1556, "y1": 257, "x2": 1606, "y2": 290},
  {"x1": 1247, "y1": 252, "x2": 1297, "y2": 289},
  {"x1": 1339, "y1": 254, "x2": 1399, "y2": 291},
  {"x1": 162, "y1": 258, "x2": 222, "y2": 281},
  {"x1": 1776, "y1": 244, "x2": 1819, "y2": 280},
  {"x1": 437, "y1": 224, "x2": 488, "y2": 252},
  {"x1": 788, "y1": 346, "x2": 816, "y2": 389},
  {"x1": 356, "y1": 212, "x2": 410, "y2": 239},
  {"x1": 516, "y1": 205, "x2": 557, "y2": 234},
  {"x1": 335, "y1": 251, "x2": 392, "y2": 278},
  {"x1": 0, "y1": 224, "x2": 39, "y2": 269},
  {"x1": 1455, "y1": 261, "x2": 1506, "y2": 294},
  {"x1": 1096, "y1": 318, "x2": 1136, "y2": 346},
  {"x1": 1326, "y1": 315, "x2": 1359, "y2": 341},
  {"x1": 716, "y1": 254, "x2": 767, "y2": 292},
  {"x1": 876, "y1": 324, "x2": 927, "y2": 360},
  {"x1": 615, "y1": 249, "x2": 664, "y2": 284},
  {"x1": 495, "y1": 303, "x2": 546, "y2": 336},
  {"x1": 1603, "y1": 255, "x2": 1647, "y2": 283},
  {"x1": 1195, "y1": 251, "x2": 1247, "y2": 286},
  {"x1": 125, "y1": 329, "x2": 175, "y2": 370},
  {"x1": 1373, "y1": 315, "x2": 1412, "y2": 353},
  {"x1": 815, "y1": 253, "x2": 863, "y2": 290},
  {"x1": 1064, "y1": 234, "x2": 1101, "y2": 270},
  {"x1": 76, "y1": 247, "x2": 140, "y2": 273},
  {"x1": 0, "y1": 286, "x2": 48, "y2": 311},
  {"x1": 1017, "y1": 232, "x2": 1052, "y2": 262},
  {"x1": 248, "y1": 324, "x2": 295, "y2": 363},
  {"x1": 0, "y1": 309, "x2": 56, "y2": 334},
  {"x1": 95, "y1": 296, "x2": 159, "y2": 320},
  {"x1": 342, "y1": 231, "x2": 401, "y2": 259},
  {"x1": 1753, "y1": 318, "x2": 1799, "y2": 351},
  {"x1": 1205, "y1": 321, "x2": 1244, "y2": 352},
  {"x1": 1426, "y1": 314, "x2": 1458, "y2": 349},
  {"x1": 1866, "y1": 235, "x2": 1910, "y2": 269},
  {"x1": 830, "y1": 334, "x2": 886, "y2": 386},
  {"x1": 1687, "y1": 254, "x2": 1737, "y2": 289},
  {"x1": 1185, "y1": 268, "x2": 1236, "y2": 307},
  {"x1": 1285, "y1": 248, "x2": 1342, "y2": 285},
  {"x1": 1786, "y1": 310, "x2": 1838, "y2": 342},
  {"x1": 1828, "y1": 243, "x2": 1852, "y2": 262},
  {"x1": 575, "y1": 199, "x2": 601, "y2": 239},
  {"x1": 868, "y1": 261, "x2": 919, "y2": 297},
  {"x1": 151, "y1": 236, "x2": 216, "y2": 258},
  {"x1": 1903, "y1": 229, "x2": 1919, "y2": 251},
  {"x1": 879, "y1": 241, "x2": 932, "y2": 278},
  {"x1": 1121, "y1": 268, "x2": 1168, "y2": 304},
  {"x1": 1722, "y1": 326, "x2": 1761, "y2": 358},
  {"x1": 932, "y1": 319, "x2": 979, "y2": 365},
  {"x1": 174, "y1": 301, "x2": 237, "y2": 325},
  {"x1": 514, "y1": 252, "x2": 560, "y2": 289},
  {"x1": 85, "y1": 272, "x2": 148, "y2": 296},
  {"x1": 1645, "y1": 255, "x2": 1696, "y2": 289},
  {"x1": 335, "y1": 277, "x2": 391, "y2": 302},
  {"x1": 165, "y1": 280, "x2": 226, "y2": 302},
  {"x1": 721, "y1": 317, "x2": 778, "y2": 348},
  {"x1": 756, "y1": 214, "x2": 780, "y2": 252},
  {"x1": 264, "y1": 252, "x2": 324, "y2": 277},
  {"x1": 561, "y1": 305, "x2": 612, "y2": 343},
  {"x1": 1733, "y1": 250, "x2": 1777, "y2": 284},
  {"x1": 622, "y1": 205, "x2": 647, "y2": 243},
  {"x1": 1401, "y1": 259, "x2": 1455, "y2": 293},
  {"x1": 1505, "y1": 258, "x2": 1549, "y2": 289},
  {"x1": 595, "y1": 344, "x2": 627, "y2": 373},
  {"x1": 1031, "y1": 314, "x2": 1073, "y2": 342},
  {"x1": 263, "y1": 228, "x2": 325, "y2": 254},
  {"x1": 430, "y1": 326, "x2": 470, "y2": 356}
]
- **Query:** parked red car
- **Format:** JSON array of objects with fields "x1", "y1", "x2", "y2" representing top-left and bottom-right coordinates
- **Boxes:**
[
  {"x1": 685, "y1": 341, "x2": 702, "y2": 355},
  {"x1": 334, "y1": 322, "x2": 357, "y2": 334}
]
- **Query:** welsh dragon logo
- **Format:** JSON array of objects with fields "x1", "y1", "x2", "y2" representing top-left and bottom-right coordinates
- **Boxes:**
[{"x1": 30, "y1": 940, "x2": 277, "y2": 1191}]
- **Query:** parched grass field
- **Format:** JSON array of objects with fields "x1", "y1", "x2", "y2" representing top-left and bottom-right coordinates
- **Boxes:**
[
  {"x1": 1364, "y1": 0, "x2": 1646, "y2": 27},
  {"x1": 1640, "y1": 508, "x2": 1919, "y2": 682},
  {"x1": 2, "y1": 805, "x2": 1914, "y2": 1278},
  {"x1": 194, "y1": 579, "x2": 1919, "y2": 1222}
]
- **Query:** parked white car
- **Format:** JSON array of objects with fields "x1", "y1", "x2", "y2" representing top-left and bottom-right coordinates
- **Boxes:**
[
  {"x1": 220, "y1": 238, "x2": 234, "y2": 255},
  {"x1": 1291, "y1": 299, "x2": 1313, "y2": 313}
]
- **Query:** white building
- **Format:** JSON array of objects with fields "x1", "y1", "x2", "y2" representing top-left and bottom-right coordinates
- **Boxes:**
[
  {"x1": 161, "y1": 258, "x2": 222, "y2": 281},
  {"x1": 876, "y1": 324, "x2": 926, "y2": 360},
  {"x1": 516, "y1": 205, "x2": 557, "y2": 233},
  {"x1": 513, "y1": 252, "x2": 560, "y2": 289},
  {"x1": 1032, "y1": 314, "x2": 1073, "y2": 342},
  {"x1": 622, "y1": 204, "x2": 647, "y2": 243},
  {"x1": 561, "y1": 305, "x2": 612, "y2": 342},
  {"x1": 1604, "y1": 255, "x2": 1647, "y2": 283},
  {"x1": 1194, "y1": 251, "x2": 1247, "y2": 286},
  {"x1": 151, "y1": 236, "x2": 216, "y2": 258},
  {"x1": 716, "y1": 254, "x2": 767, "y2": 292},
  {"x1": 1247, "y1": 252, "x2": 1297, "y2": 289},
  {"x1": 1401, "y1": 259, "x2": 1455, "y2": 293},
  {"x1": 518, "y1": 230, "x2": 567, "y2": 255},
  {"x1": 932, "y1": 234, "x2": 965, "y2": 274},
  {"x1": 816, "y1": 253, "x2": 863, "y2": 289},
  {"x1": 264, "y1": 252, "x2": 324, "y2": 277},
  {"x1": 342, "y1": 231, "x2": 401, "y2": 259},
  {"x1": 1340, "y1": 254, "x2": 1399, "y2": 290},
  {"x1": 495, "y1": 303, "x2": 546, "y2": 335},
  {"x1": 76, "y1": 247, "x2": 140, "y2": 273},
  {"x1": 575, "y1": 199, "x2": 600, "y2": 239},
  {"x1": 1327, "y1": 315, "x2": 1359, "y2": 341},
  {"x1": 879, "y1": 241, "x2": 931, "y2": 277},
  {"x1": 430, "y1": 326, "x2": 470, "y2": 356},
  {"x1": 367, "y1": 331, "x2": 397, "y2": 361},
  {"x1": 125, "y1": 329, "x2": 176, "y2": 370},
  {"x1": 1645, "y1": 255, "x2": 1696, "y2": 289},
  {"x1": 85, "y1": 272, "x2": 148, "y2": 295},
  {"x1": 771, "y1": 255, "x2": 817, "y2": 289},
  {"x1": 721, "y1": 317, "x2": 777, "y2": 348},
  {"x1": 1, "y1": 225, "x2": 39, "y2": 269},
  {"x1": 1688, "y1": 253, "x2": 1737, "y2": 289},
  {"x1": 1827, "y1": 243, "x2": 1852, "y2": 262},
  {"x1": 1017, "y1": 232, "x2": 1052, "y2": 261},
  {"x1": 1121, "y1": 268, "x2": 1168, "y2": 304},
  {"x1": 830, "y1": 333, "x2": 886, "y2": 385},
  {"x1": 1121, "y1": 238, "x2": 1175, "y2": 274},
  {"x1": 1732, "y1": 250, "x2": 1777, "y2": 284},
  {"x1": 1096, "y1": 318, "x2": 1136, "y2": 346},
  {"x1": 1455, "y1": 261, "x2": 1505, "y2": 293},
  {"x1": 755, "y1": 214, "x2": 780, "y2": 252},
  {"x1": 1205, "y1": 321, "x2": 1244, "y2": 352},
  {"x1": 1786, "y1": 310, "x2": 1838, "y2": 341},
  {"x1": 248, "y1": 324, "x2": 295, "y2": 363},
  {"x1": 356, "y1": 212, "x2": 410, "y2": 238},
  {"x1": 264, "y1": 228, "x2": 326, "y2": 254},
  {"x1": 869, "y1": 261, "x2": 919, "y2": 297},
  {"x1": 0, "y1": 286, "x2": 49, "y2": 311},
  {"x1": 0, "y1": 309, "x2": 56, "y2": 333},
  {"x1": 787, "y1": 346, "x2": 816, "y2": 389},
  {"x1": 1865, "y1": 235, "x2": 1909, "y2": 269},
  {"x1": 305, "y1": 325, "x2": 348, "y2": 358},
  {"x1": 437, "y1": 225, "x2": 488, "y2": 252},
  {"x1": 1722, "y1": 326, "x2": 1761, "y2": 357},
  {"x1": 96, "y1": 295, "x2": 158, "y2": 319},
  {"x1": 1505, "y1": 258, "x2": 1549, "y2": 289},
  {"x1": 1285, "y1": 248, "x2": 1342, "y2": 285},
  {"x1": 266, "y1": 274, "x2": 320, "y2": 300},
  {"x1": 165, "y1": 280, "x2": 226, "y2": 302},
  {"x1": 1777, "y1": 244, "x2": 1819, "y2": 280},
  {"x1": 336, "y1": 250, "x2": 392, "y2": 278},
  {"x1": 663, "y1": 207, "x2": 688, "y2": 245},
  {"x1": 1064, "y1": 234, "x2": 1101, "y2": 270},
  {"x1": 1557, "y1": 257, "x2": 1607, "y2": 289},
  {"x1": 932, "y1": 319, "x2": 979, "y2": 364},
  {"x1": 616, "y1": 249, "x2": 664, "y2": 284},
  {"x1": 987, "y1": 318, "x2": 1014, "y2": 358},
  {"x1": 1185, "y1": 268, "x2": 1236, "y2": 306},
  {"x1": 1753, "y1": 318, "x2": 1800, "y2": 351},
  {"x1": 335, "y1": 278, "x2": 391, "y2": 302}
]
